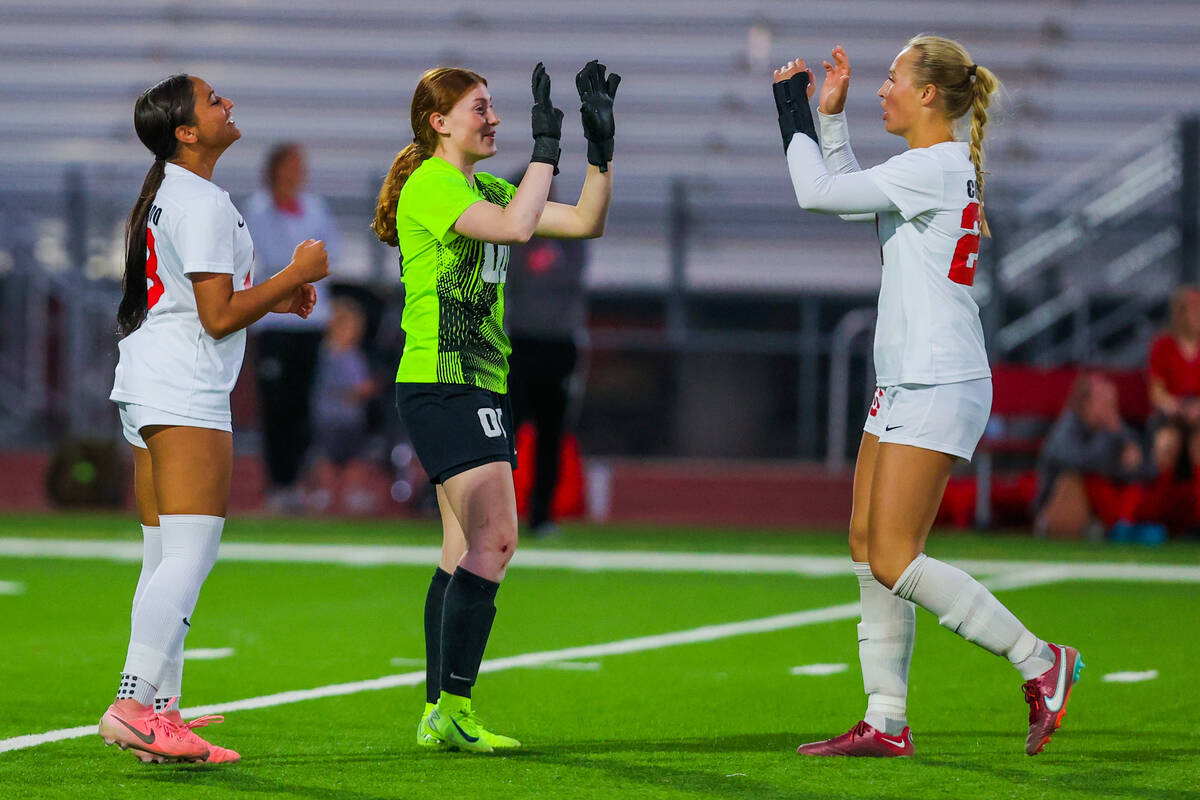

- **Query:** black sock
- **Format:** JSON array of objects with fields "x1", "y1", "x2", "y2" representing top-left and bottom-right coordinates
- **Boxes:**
[
  {"x1": 440, "y1": 566, "x2": 500, "y2": 699},
  {"x1": 423, "y1": 567, "x2": 453, "y2": 705}
]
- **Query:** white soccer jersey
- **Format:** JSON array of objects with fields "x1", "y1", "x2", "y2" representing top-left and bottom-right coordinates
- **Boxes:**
[
  {"x1": 788, "y1": 114, "x2": 991, "y2": 386},
  {"x1": 110, "y1": 163, "x2": 254, "y2": 422}
]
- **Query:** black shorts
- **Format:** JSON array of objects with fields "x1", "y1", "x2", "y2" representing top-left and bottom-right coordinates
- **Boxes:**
[{"x1": 394, "y1": 382, "x2": 517, "y2": 484}]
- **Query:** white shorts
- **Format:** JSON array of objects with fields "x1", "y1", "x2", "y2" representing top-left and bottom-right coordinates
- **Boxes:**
[
  {"x1": 117, "y1": 402, "x2": 232, "y2": 449},
  {"x1": 862, "y1": 378, "x2": 992, "y2": 462}
]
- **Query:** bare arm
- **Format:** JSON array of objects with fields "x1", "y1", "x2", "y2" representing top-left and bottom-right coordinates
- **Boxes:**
[
  {"x1": 1148, "y1": 374, "x2": 1180, "y2": 416},
  {"x1": 192, "y1": 239, "x2": 328, "y2": 340},
  {"x1": 535, "y1": 164, "x2": 612, "y2": 239},
  {"x1": 452, "y1": 163, "x2": 554, "y2": 245}
]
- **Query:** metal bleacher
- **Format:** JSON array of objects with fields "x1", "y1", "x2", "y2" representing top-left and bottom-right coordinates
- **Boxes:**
[{"x1": 1, "y1": 0, "x2": 1199, "y2": 289}]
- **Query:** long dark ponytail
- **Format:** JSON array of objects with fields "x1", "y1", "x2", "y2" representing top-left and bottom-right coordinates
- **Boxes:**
[{"x1": 117, "y1": 74, "x2": 196, "y2": 336}]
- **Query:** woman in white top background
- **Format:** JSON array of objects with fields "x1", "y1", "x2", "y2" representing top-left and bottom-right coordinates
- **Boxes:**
[
  {"x1": 773, "y1": 36, "x2": 1082, "y2": 758},
  {"x1": 99, "y1": 73, "x2": 329, "y2": 763}
]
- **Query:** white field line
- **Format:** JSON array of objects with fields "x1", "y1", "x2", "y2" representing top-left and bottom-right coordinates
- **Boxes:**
[
  {"x1": 0, "y1": 581, "x2": 23, "y2": 595},
  {"x1": 182, "y1": 648, "x2": 234, "y2": 661},
  {"x1": 1, "y1": 538, "x2": 1199, "y2": 583},
  {"x1": 0, "y1": 566, "x2": 1058, "y2": 757},
  {"x1": 0, "y1": 600, "x2": 860, "y2": 755},
  {"x1": 790, "y1": 663, "x2": 848, "y2": 676},
  {"x1": 1103, "y1": 670, "x2": 1159, "y2": 683}
]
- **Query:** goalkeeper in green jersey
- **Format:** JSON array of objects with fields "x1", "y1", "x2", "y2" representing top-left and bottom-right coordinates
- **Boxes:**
[{"x1": 371, "y1": 60, "x2": 619, "y2": 753}]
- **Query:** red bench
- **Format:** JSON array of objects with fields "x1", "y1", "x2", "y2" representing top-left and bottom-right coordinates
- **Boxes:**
[{"x1": 954, "y1": 364, "x2": 1150, "y2": 528}]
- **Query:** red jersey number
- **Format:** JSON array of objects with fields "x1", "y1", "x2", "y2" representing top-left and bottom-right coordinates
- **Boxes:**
[
  {"x1": 145, "y1": 227, "x2": 165, "y2": 309},
  {"x1": 948, "y1": 202, "x2": 981, "y2": 286}
]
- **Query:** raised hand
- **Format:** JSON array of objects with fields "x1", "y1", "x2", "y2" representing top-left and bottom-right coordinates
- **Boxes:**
[
  {"x1": 290, "y1": 239, "x2": 329, "y2": 284},
  {"x1": 771, "y1": 57, "x2": 818, "y2": 151},
  {"x1": 530, "y1": 62, "x2": 564, "y2": 173},
  {"x1": 819, "y1": 46, "x2": 851, "y2": 114},
  {"x1": 773, "y1": 57, "x2": 816, "y2": 97},
  {"x1": 576, "y1": 59, "x2": 621, "y2": 172}
]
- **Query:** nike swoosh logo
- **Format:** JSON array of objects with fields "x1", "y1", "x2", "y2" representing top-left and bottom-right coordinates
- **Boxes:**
[
  {"x1": 449, "y1": 673, "x2": 472, "y2": 682},
  {"x1": 237, "y1": 219, "x2": 245, "y2": 227},
  {"x1": 113, "y1": 716, "x2": 156, "y2": 745},
  {"x1": 878, "y1": 734, "x2": 907, "y2": 748},
  {"x1": 885, "y1": 424, "x2": 904, "y2": 431},
  {"x1": 182, "y1": 617, "x2": 190, "y2": 628},
  {"x1": 1043, "y1": 649, "x2": 1069, "y2": 712},
  {"x1": 450, "y1": 716, "x2": 480, "y2": 743}
]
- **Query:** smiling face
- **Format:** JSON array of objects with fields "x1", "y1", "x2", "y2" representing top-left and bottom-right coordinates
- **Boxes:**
[
  {"x1": 877, "y1": 48, "x2": 931, "y2": 138},
  {"x1": 431, "y1": 83, "x2": 499, "y2": 163},
  {"x1": 179, "y1": 76, "x2": 240, "y2": 150}
]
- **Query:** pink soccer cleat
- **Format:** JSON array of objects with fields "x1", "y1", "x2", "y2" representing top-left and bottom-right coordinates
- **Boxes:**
[
  {"x1": 796, "y1": 721, "x2": 914, "y2": 757},
  {"x1": 1022, "y1": 643, "x2": 1084, "y2": 755},
  {"x1": 98, "y1": 701, "x2": 208, "y2": 763},
  {"x1": 159, "y1": 708, "x2": 241, "y2": 764}
]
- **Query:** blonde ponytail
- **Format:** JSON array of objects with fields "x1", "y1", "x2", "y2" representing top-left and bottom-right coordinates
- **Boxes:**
[
  {"x1": 967, "y1": 64, "x2": 997, "y2": 237},
  {"x1": 372, "y1": 143, "x2": 428, "y2": 247},
  {"x1": 906, "y1": 34, "x2": 1002, "y2": 237}
]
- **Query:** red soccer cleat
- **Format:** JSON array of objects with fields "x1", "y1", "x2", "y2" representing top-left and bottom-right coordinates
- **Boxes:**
[
  {"x1": 98, "y1": 701, "x2": 208, "y2": 763},
  {"x1": 1022, "y1": 643, "x2": 1084, "y2": 755},
  {"x1": 796, "y1": 721, "x2": 914, "y2": 757}
]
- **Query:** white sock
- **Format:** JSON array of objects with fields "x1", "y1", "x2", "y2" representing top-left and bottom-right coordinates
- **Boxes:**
[
  {"x1": 891, "y1": 553, "x2": 1053, "y2": 680},
  {"x1": 122, "y1": 515, "x2": 223, "y2": 687},
  {"x1": 853, "y1": 561, "x2": 914, "y2": 733},
  {"x1": 131, "y1": 524, "x2": 162, "y2": 624},
  {"x1": 157, "y1": 656, "x2": 183, "y2": 706}
]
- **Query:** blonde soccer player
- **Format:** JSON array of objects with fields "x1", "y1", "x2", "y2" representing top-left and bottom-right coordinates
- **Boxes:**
[
  {"x1": 772, "y1": 37, "x2": 1082, "y2": 757},
  {"x1": 99, "y1": 74, "x2": 329, "y2": 763},
  {"x1": 371, "y1": 61, "x2": 617, "y2": 752}
]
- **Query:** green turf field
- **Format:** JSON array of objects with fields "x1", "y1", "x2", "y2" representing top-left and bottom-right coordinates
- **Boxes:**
[{"x1": 1, "y1": 513, "x2": 1197, "y2": 799}]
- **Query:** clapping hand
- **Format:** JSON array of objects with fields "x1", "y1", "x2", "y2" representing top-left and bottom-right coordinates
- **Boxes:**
[
  {"x1": 576, "y1": 59, "x2": 620, "y2": 172},
  {"x1": 819, "y1": 46, "x2": 851, "y2": 114}
]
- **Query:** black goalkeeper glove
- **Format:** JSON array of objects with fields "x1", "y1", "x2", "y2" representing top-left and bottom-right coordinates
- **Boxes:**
[
  {"x1": 576, "y1": 59, "x2": 620, "y2": 172},
  {"x1": 773, "y1": 71, "x2": 818, "y2": 153},
  {"x1": 530, "y1": 62, "x2": 564, "y2": 174}
]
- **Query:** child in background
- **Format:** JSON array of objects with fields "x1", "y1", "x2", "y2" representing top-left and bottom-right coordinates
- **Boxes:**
[{"x1": 306, "y1": 296, "x2": 380, "y2": 514}]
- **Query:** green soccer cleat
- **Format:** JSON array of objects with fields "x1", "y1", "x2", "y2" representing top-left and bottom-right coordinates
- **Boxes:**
[
  {"x1": 417, "y1": 703, "x2": 446, "y2": 749},
  {"x1": 427, "y1": 692, "x2": 522, "y2": 753},
  {"x1": 427, "y1": 693, "x2": 492, "y2": 753}
]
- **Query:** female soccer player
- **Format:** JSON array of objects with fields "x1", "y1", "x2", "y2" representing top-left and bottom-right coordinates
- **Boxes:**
[
  {"x1": 772, "y1": 37, "x2": 1082, "y2": 757},
  {"x1": 99, "y1": 74, "x2": 329, "y2": 763},
  {"x1": 372, "y1": 60, "x2": 618, "y2": 753}
]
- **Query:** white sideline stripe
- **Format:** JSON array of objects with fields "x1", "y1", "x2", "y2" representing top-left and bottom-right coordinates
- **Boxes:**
[
  {"x1": 1103, "y1": 670, "x2": 1159, "y2": 683},
  {"x1": 0, "y1": 581, "x2": 23, "y2": 595},
  {"x1": 0, "y1": 601, "x2": 860, "y2": 755},
  {"x1": 0, "y1": 565, "x2": 1123, "y2": 755},
  {"x1": 535, "y1": 661, "x2": 603, "y2": 671},
  {"x1": 1, "y1": 538, "x2": 1200, "y2": 583},
  {"x1": 790, "y1": 663, "x2": 848, "y2": 676},
  {"x1": 182, "y1": 647, "x2": 234, "y2": 661}
]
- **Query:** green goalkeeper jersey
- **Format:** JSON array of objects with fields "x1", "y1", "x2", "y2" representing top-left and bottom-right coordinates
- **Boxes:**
[{"x1": 395, "y1": 157, "x2": 517, "y2": 393}]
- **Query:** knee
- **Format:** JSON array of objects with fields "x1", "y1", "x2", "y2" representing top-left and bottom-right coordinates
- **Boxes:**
[
  {"x1": 867, "y1": 556, "x2": 904, "y2": 591},
  {"x1": 470, "y1": 522, "x2": 519, "y2": 563},
  {"x1": 1154, "y1": 430, "x2": 1183, "y2": 473}
]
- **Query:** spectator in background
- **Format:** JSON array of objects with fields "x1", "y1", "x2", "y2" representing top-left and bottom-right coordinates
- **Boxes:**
[
  {"x1": 506, "y1": 181, "x2": 589, "y2": 538},
  {"x1": 1035, "y1": 372, "x2": 1162, "y2": 543},
  {"x1": 243, "y1": 143, "x2": 342, "y2": 512},
  {"x1": 305, "y1": 296, "x2": 379, "y2": 514},
  {"x1": 1148, "y1": 284, "x2": 1200, "y2": 523}
]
